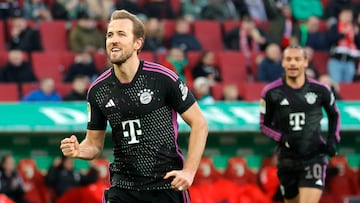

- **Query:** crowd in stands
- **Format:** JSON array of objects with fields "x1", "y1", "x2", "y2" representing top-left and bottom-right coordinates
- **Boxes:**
[{"x1": 0, "y1": 0, "x2": 360, "y2": 102}]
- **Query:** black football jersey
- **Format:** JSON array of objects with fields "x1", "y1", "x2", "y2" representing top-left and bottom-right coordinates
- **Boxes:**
[
  {"x1": 87, "y1": 60, "x2": 196, "y2": 190},
  {"x1": 260, "y1": 77, "x2": 340, "y2": 158}
]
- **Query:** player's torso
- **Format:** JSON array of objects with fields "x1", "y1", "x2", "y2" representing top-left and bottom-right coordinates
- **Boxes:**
[{"x1": 270, "y1": 82, "x2": 325, "y2": 135}]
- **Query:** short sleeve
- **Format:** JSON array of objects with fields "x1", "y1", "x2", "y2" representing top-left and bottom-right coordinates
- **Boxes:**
[
  {"x1": 166, "y1": 78, "x2": 196, "y2": 114},
  {"x1": 87, "y1": 89, "x2": 107, "y2": 130}
]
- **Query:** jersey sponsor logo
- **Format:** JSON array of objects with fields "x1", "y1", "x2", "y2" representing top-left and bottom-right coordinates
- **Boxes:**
[
  {"x1": 138, "y1": 89, "x2": 154, "y2": 104},
  {"x1": 179, "y1": 82, "x2": 188, "y2": 101},
  {"x1": 289, "y1": 112, "x2": 305, "y2": 131},
  {"x1": 304, "y1": 92, "x2": 318, "y2": 104},
  {"x1": 260, "y1": 98, "x2": 266, "y2": 114},
  {"x1": 87, "y1": 102, "x2": 91, "y2": 122},
  {"x1": 122, "y1": 119, "x2": 141, "y2": 144},
  {"x1": 280, "y1": 98, "x2": 289, "y2": 106},
  {"x1": 105, "y1": 99, "x2": 115, "y2": 108}
]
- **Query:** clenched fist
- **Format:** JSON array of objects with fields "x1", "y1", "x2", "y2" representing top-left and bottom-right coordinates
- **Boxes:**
[{"x1": 60, "y1": 135, "x2": 80, "y2": 158}]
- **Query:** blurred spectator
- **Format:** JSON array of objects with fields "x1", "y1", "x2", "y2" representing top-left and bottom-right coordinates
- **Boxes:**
[
  {"x1": 327, "y1": 7, "x2": 360, "y2": 83},
  {"x1": 180, "y1": 0, "x2": 208, "y2": 21},
  {"x1": 0, "y1": 49, "x2": 37, "y2": 83},
  {"x1": 0, "y1": 0, "x2": 22, "y2": 20},
  {"x1": 115, "y1": 0, "x2": 145, "y2": 17},
  {"x1": 221, "y1": 84, "x2": 243, "y2": 101},
  {"x1": 22, "y1": 77, "x2": 62, "y2": 101},
  {"x1": 22, "y1": 0, "x2": 52, "y2": 21},
  {"x1": 304, "y1": 46, "x2": 320, "y2": 79},
  {"x1": 63, "y1": 51, "x2": 99, "y2": 82},
  {"x1": 258, "y1": 152, "x2": 282, "y2": 202},
  {"x1": 45, "y1": 156, "x2": 98, "y2": 198},
  {"x1": 0, "y1": 154, "x2": 29, "y2": 203},
  {"x1": 256, "y1": 43, "x2": 283, "y2": 82},
  {"x1": 224, "y1": 15, "x2": 268, "y2": 54},
  {"x1": 264, "y1": 0, "x2": 294, "y2": 49},
  {"x1": 51, "y1": 0, "x2": 88, "y2": 20},
  {"x1": 192, "y1": 50, "x2": 221, "y2": 85},
  {"x1": 232, "y1": 0, "x2": 250, "y2": 19},
  {"x1": 243, "y1": 0, "x2": 267, "y2": 23},
  {"x1": 160, "y1": 47, "x2": 189, "y2": 82},
  {"x1": 6, "y1": 16, "x2": 43, "y2": 52},
  {"x1": 68, "y1": 13, "x2": 105, "y2": 53},
  {"x1": 85, "y1": 0, "x2": 115, "y2": 20},
  {"x1": 143, "y1": 0, "x2": 175, "y2": 19},
  {"x1": 63, "y1": 75, "x2": 89, "y2": 101},
  {"x1": 193, "y1": 77, "x2": 215, "y2": 104},
  {"x1": 143, "y1": 17, "x2": 166, "y2": 53},
  {"x1": 289, "y1": 0, "x2": 323, "y2": 21},
  {"x1": 318, "y1": 74, "x2": 342, "y2": 100},
  {"x1": 169, "y1": 17, "x2": 202, "y2": 52},
  {"x1": 200, "y1": 0, "x2": 239, "y2": 21},
  {"x1": 325, "y1": 0, "x2": 354, "y2": 28},
  {"x1": 293, "y1": 16, "x2": 330, "y2": 51}
]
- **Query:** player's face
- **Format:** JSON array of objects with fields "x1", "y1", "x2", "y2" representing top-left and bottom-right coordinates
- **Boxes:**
[
  {"x1": 106, "y1": 19, "x2": 141, "y2": 65},
  {"x1": 282, "y1": 48, "x2": 308, "y2": 79}
]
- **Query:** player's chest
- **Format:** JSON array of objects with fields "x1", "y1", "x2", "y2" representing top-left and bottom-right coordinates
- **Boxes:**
[
  {"x1": 99, "y1": 84, "x2": 165, "y2": 117},
  {"x1": 273, "y1": 88, "x2": 322, "y2": 113}
]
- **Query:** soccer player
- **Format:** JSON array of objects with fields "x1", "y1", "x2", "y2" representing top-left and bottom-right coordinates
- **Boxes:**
[
  {"x1": 60, "y1": 10, "x2": 208, "y2": 203},
  {"x1": 259, "y1": 45, "x2": 341, "y2": 203}
]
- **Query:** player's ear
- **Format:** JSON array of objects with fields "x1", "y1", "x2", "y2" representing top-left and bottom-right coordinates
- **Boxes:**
[{"x1": 134, "y1": 37, "x2": 144, "y2": 51}]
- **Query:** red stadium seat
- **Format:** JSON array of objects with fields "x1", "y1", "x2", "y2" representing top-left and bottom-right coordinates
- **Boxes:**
[
  {"x1": 17, "y1": 159, "x2": 51, "y2": 203},
  {"x1": 242, "y1": 82, "x2": 266, "y2": 102},
  {"x1": 193, "y1": 157, "x2": 222, "y2": 186},
  {"x1": 0, "y1": 194, "x2": 15, "y2": 203},
  {"x1": 193, "y1": 20, "x2": 223, "y2": 51},
  {"x1": 169, "y1": 0, "x2": 181, "y2": 16},
  {"x1": 56, "y1": 82, "x2": 73, "y2": 97},
  {"x1": 222, "y1": 20, "x2": 241, "y2": 33},
  {"x1": 217, "y1": 51, "x2": 248, "y2": 83},
  {"x1": 327, "y1": 156, "x2": 359, "y2": 203},
  {"x1": 339, "y1": 83, "x2": 360, "y2": 101},
  {"x1": 161, "y1": 19, "x2": 176, "y2": 46},
  {"x1": 0, "y1": 21, "x2": 6, "y2": 51},
  {"x1": 139, "y1": 51, "x2": 155, "y2": 62},
  {"x1": 186, "y1": 50, "x2": 202, "y2": 71},
  {"x1": 21, "y1": 82, "x2": 39, "y2": 99},
  {"x1": 0, "y1": 83, "x2": 19, "y2": 101},
  {"x1": 38, "y1": 21, "x2": 68, "y2": 51},
  {"x1": 93, "y1": 52, "x2": 109, "y2": 71},
  {"x1": 91, "y1": 158, "x2": 111, "y2": 187},
  {"x1": 223, "y1": 157, "x2": 257, "y2": 186},
  {"x1": 312, "y1": 51, "x2": 329, "y2": 75},
  {"x1": 31, "y1": 52, "x2": 67, "y2": 83},
  {"x1": 211, "y1": 83, "x2": 225, "y2": 101}
]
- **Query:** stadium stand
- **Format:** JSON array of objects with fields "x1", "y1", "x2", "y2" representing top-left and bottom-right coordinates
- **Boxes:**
[
  {"x1": 193, "y1": 20, "x2": 223, "y2": 51},
  {"x1": 38, "y1": 21, "x2": 68, "y2": 52},
  {"x1": 217, "y1": 51, "x2": 248, "y2": 84},
  {"x1": 0, "y1": 83, "x2": 19, "y2": 101}
]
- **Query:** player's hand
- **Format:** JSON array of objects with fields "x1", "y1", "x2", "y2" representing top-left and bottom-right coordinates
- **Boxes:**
[
  {"x1": 60, "y1": 135, "x2": 80, "y2": 158},
  {"x1": 163, "y1": 169, "x2": 194, "y2": 192},
  {"x1": 326, "y1": 141, "x2": 337, "y2": 157}
]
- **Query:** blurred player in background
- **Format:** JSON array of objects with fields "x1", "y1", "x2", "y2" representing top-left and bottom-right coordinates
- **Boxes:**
[{"x1": 259, "y1": 45, "x2": 341, "y2": 203}]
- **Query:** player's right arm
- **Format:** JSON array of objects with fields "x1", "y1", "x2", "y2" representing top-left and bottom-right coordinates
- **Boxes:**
[{"x1": 259, "y1": 87, "x2": 282, "y2": 142}]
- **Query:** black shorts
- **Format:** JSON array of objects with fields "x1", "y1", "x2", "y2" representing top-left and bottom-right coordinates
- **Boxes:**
[
  {"x1": 104, "y1": 187, "x2": 191, "y2": 203},
  {"x1": 277, "y1": 154, "x2": 328, "y2": 199}
]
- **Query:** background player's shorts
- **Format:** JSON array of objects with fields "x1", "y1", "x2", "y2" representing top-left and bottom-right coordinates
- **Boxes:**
[
  {"x1": 105, "y1": 187, "x2": 190, "y2": 203},
  {"x1": 277, "y1": 154, "x2": 327, "y2": 199}
]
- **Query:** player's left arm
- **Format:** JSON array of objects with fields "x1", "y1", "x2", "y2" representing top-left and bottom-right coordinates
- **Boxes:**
[{"x1": 322, "y1": 88, "x2": 341, "y2": 155}]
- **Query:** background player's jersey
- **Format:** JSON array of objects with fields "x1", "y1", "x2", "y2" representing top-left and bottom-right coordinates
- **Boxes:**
[
  {"x1": 87, "y1": 60, "x2": 196, "y2": 190},
  {"x1": 260, "y1": 77, "x2": 340, "y2": 159}
]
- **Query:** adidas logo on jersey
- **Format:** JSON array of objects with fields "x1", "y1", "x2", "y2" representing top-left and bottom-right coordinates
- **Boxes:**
[
  {"x1": 280, "y1": 98, "x2": 289, "y2": 105},
  {"x1": 105, "y1": 99, "x2": 115, "y2": 108},
  {"x1": 315, "y1": 179, "x2": 323, "y2": 186}
]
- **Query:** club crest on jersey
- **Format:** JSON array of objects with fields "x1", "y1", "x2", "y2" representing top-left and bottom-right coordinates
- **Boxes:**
[
  {"x1": 304, "y1": 92, "x2": 317, "y2": 104},
  {"x1": 138, "y1": 89, "x2": 154, "y2": 104}
]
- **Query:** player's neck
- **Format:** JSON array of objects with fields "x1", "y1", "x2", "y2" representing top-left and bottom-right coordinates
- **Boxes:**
[
  {"x1": 113, "y1": 56, "x2": 140, "y2": 83},
  {"x1": 286, "y1": 75, "x2": 305, "y2": 89}
]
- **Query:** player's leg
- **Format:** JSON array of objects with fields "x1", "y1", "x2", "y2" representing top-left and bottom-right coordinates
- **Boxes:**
[
  {"x1": 297, "y1": 155, "x2": 327, "y2": 203},
  {"x1": 277, "y1": 165, "x2": 300, "y2": 203},
  {"x1": 298, "y1": 187, "x2": 323, "y2": 203}
]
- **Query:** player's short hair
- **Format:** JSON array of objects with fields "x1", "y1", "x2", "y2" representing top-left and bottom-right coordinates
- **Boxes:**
[
  {"x1": 284, "y1": 44, "x2": 307, "y2": 59},
  {"x1": 109, "y1": 10, "x2": 145, "y2": 42}
]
